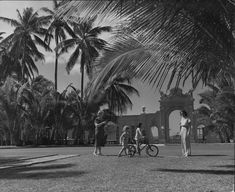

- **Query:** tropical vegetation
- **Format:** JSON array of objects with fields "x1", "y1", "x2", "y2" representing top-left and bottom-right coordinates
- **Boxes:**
[
  {"x1": 0, "y1": 0, "x2": 234, "y2": 145},
  {"x1": 197, "y1": 75, "x2": 235, "y2": 142}
]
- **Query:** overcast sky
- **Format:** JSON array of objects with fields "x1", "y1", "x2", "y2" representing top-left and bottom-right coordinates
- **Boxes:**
[{"x1": 0, "y1": 1, "x2": 207, "y2": 122}]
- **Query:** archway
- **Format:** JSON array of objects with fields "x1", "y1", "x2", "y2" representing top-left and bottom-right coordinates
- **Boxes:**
[
  {"x1": 197, "y1": 124, "x2": 206, "y2": 143},
  {"x1": 169, "y1": 110, "x2": 181, "y2": 143},
  {"x1": 159, "y1": 88, "x2": 194, "y2": 143},
  {"x1": 151, "y1": 126, "x2": 159, "y2": 138}
]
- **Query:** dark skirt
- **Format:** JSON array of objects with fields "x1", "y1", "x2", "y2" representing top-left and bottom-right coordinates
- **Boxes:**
[{"x1": 95, "y1": 127, "x2": 107, "y2": 147}]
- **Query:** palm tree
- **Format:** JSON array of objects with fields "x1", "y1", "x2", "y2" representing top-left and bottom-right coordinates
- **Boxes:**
[
  {"x1": 88, "y1": 72, "x2": 139, "y2": 114},
  {"x1": 55, "y1": 0, "x2": 235, "y2": 90},
  {"x1": 47, "y1": 88, "x2": 74, "y2": 144},
  {"x1": 57, "y1": 16, "x2": 111, "y2": 99},
  {"x1": 19, "y1": 75, "x2": 55, "y2": 145},
  {"x1": 197, "y1": 79, "x2": 235, "y2": 142},
  {"x1": 0, "y1": 7, "x2": 52, "y2": 81},
  {"x1": 41, "y1": 0, "x2": 75, "y2": 90}
]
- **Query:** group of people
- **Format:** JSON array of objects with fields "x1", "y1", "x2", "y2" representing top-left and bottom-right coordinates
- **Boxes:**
[{"x1": 93, "y1": 109, "x2": 192, "y2": 157}]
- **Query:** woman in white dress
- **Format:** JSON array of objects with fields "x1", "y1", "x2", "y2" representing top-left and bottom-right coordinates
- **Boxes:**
[{"x1": 180, "y1": 110, "x2": 191, "y2": 157}]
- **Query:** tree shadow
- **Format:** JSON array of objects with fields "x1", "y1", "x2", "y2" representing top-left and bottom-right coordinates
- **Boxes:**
[
  {"x1": 190, "y1": 154, "x2": 228, "y2": 157},
  {"x1": 0, "y1": 154, "x2": 58, "y2": 165},
  {"x1": 0, "y1": 163, "x2": 87, "y2": 179},
  {"x1": 0, "y1": 156, "x2": 26, "y2": 165},
  {"x1": 152, "y1": 168, "x2": 234, "y2": 175},
  {"x1": 210, "y1": 165, "x2": 235, "y2": 169}
]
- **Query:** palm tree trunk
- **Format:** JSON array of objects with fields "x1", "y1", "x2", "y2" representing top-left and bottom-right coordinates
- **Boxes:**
[
  {"x1": 81, "y1": 63, "x2": 84, "y2": 100},
  {"x1": 54, "y1": 52, "x2": 58, "y2": 91}
]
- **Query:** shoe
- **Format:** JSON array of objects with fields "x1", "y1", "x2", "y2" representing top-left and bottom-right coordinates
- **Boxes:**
[{"x1": 93, "y1": 152, "x2": 98, "y2": 156}]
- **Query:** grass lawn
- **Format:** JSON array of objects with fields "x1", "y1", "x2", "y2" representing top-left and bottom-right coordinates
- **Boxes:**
[{"x1": 0, "y1": 144, "x2": 234, "y2": 192}]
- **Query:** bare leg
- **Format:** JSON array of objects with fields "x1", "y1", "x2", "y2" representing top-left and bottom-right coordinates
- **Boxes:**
[
  {"x1": 98, "y1": 147, "x2": 102, "y2": 155},
  {"x1": 181, "y1": 128, "x2": 187, "y2": 156},
  {"x1": 186, "y1": 134, "x2": 191, "y2": 156},
  {"x1": 118, "y1": 146, "x2": 125, "y2": 157},
  {"x1": 136, "y1": 140, "x2": 141, "y2": 155},
  {"x1": 93, "y1": 147, "x2": 98, "y2": 155}
]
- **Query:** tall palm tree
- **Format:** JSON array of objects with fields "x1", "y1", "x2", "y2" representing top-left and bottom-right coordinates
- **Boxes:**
[
  {"x1": 56, "y1": 0, "x2": 235, "y2": 90},
  {"x1": 57, "y1": 16, "x2": 111, "y2": 99},
  {"x1": 41, "y1": 0, "x2": 75, "y2": 90},
  {"x1": 0, "y1": 7, "x2": 52, "y2": 81}
]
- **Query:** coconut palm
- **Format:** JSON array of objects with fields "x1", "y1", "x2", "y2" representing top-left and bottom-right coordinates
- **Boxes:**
[
  {"x1": 57, "y1": 16, "x2": 111, "y2": 99},
  {"x1": 88, "y1": 72, "x2": 140, "y2": 114},
  {"x1": 197, "y1": 79, "x2": 235, "y2": 142},
  {"x1": 47, "y1": 88, "x2": 74, "y2": 144},
  {"x1": 56, "y1": 0, "x2": 235, "y2": 90},
  {"x1": 19, "y1": 76, "x2": 54, "y2": 145},
  {"x1": 41, "y1": 0, "x2": 75, "y2": 90},
  {"x1": 0, "y1": 7, "x2": 52, "y2": 81}
]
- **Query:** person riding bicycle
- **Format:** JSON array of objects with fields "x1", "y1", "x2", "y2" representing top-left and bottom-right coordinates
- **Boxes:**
[{"x1": 134, "y1": 123, "x2": 144, "y2": 155}]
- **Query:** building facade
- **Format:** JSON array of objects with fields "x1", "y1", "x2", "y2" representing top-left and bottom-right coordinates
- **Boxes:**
[{"x1": 112, "y1": 88, "x2": 221, "y2": 144}]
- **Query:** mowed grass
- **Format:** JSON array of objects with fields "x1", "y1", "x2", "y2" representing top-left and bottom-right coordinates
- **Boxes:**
[{"x1": 0, "y1": 144, "x2": 234, "y2": 192}]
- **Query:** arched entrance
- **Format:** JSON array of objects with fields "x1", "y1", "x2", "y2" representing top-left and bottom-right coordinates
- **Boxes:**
[
  {"x1": 197, "y1": 124, "x2": 206, "y2": 143},
  {"x1": 169, "y1": 110, "x2": 181, "y2": 143},
  {"x1": 159, "y1": 88, "x2": 195, "y2": 143}
]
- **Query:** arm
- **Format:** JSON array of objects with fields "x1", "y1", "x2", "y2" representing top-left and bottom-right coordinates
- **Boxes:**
[
  {"x1": 95, "y1": 120, "x2": 107, "y2": 128},
  {"x1": 187, "y1": 119, "x2": 191, "y2": 135}
]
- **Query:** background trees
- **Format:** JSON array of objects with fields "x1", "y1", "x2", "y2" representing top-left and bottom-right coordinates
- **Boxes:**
[
  {"x1": 0, "y1": 7, "x2": 51, "y2": 81},
  {"x1": 197, "y1": 75, "x2": 235, "y2": 142},
  {"x1": 41, "y1": 0, "x2": 75, "y2": 91},
  {"x1": 57, "y1": 15, "x2": 111, "y2": 100},
  {"x1": 1, "y1": 1, "x2": 234, "y2": 145}
]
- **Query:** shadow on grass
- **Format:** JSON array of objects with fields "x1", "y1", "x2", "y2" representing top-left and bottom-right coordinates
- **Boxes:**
[
  {"x1": 0, "y1": 163, "x2": 87, "y2": 179},
  {"x1": 0, "y1": 156, "x2": 26, "y2": 164},
  {"x1": 211, "y1": 165, "x2": 235, "y2": 169},
  {"x1": 152, "y1": 168, "x2": 234, "y2": 175},
  {"x1": 190, "y1": 154, "x2": 228, "y2": 157}
]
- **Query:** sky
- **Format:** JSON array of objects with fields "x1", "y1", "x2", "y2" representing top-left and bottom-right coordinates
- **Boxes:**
[{"x1": 0, "y1": 0, "x2": 208, "y2": 120}]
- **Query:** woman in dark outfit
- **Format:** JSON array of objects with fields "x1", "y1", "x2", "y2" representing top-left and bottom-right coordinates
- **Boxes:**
[{"x1": 93, "y1": 110, "x2": 107, "y2": 156}]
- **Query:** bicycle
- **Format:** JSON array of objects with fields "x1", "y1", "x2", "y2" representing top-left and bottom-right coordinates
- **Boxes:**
[{"x1": 126, "y1": 138, "x2": 159, "y2": 157}]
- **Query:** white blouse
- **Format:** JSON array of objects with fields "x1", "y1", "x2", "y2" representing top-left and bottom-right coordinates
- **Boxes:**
[{"x1": 180, "y1": 117, "x2": 191, "y2": 128}]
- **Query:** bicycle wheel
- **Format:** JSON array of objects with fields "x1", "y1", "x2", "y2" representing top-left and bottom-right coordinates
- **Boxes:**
[
  {"x1": 146, "y1": 145, "x2": 159, "y2": 157},
  {"x1": 128, "y1": 145, "x2": 136, "y2": 157}
]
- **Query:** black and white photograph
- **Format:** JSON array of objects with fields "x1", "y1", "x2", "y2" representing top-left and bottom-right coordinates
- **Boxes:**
[{"x1": 0, "y1": 0, "x2": 234, "y2": 191}]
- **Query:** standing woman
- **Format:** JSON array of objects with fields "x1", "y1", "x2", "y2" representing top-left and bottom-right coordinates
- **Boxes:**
[
  {"x1": 180, "y1": 110, "x2": 191, "y2": 157},
  {"x1": 94, "y1": 110, "x2": 107, "y2": 156}
]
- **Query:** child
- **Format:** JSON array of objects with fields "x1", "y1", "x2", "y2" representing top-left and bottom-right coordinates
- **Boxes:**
[
  {"x1": 134, "y1": 123, "x2": 143, "y2": 155},
  {"x1": 118, "y1": 125, "x2": 130, "y2": 157}
]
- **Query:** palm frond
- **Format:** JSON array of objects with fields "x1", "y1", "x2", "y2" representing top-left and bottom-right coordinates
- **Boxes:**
[
  {"x1": 0, "y1": 17, "x2": 20, "y2": 27},
  {"x1": 66, "y1": 46, "x2": 80, "y2": 73},
  {"x1": 34, "y1": 35, "x2": 52, "y2": 52},
  {"x1": 56, "y1": 0, "x2": 235, "y2": 90}
]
